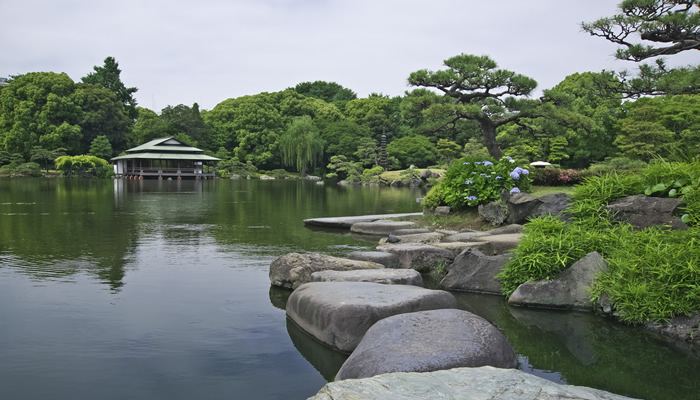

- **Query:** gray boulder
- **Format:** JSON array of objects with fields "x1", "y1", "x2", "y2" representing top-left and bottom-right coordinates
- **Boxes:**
[
  {"x1": 311, "y1": 366, "x2": 639, "y2": 400},
  {"x1": 335, "y1": 309, "x2": 517, "y2": 380},
  {"x1": 351, "y1": 220, "x2": 418, "y2": 235},
  {"x1": 269, "y1": 253, "x2": 383, "y2": 290},
  {"x1": 509, "y1": 252, "x2": 608, "y2": 311},
  {"x1": 311, "y1": 269, "x2": 423, "y2": 287},
  {"x1": 605, "y1": 194, "x2": 688, "y2": 230},
  {"x1": 532, "y1": 192, "x2": 572, "y2": 220},
  {"x1": 507, "y1": 193, "x2": 543, "y2": 224},
  {"x1": 486, "y1": 224, "x2": 523, "y2": 235},
  {"x1": 470, "y1": 233, "x2": 523, "y2": 255},
  {"x1": 440, "y1": 249, "x2": 512, "y2": 294},
  {"x1": 478, "y1": 201, "x2": 508, "y2": 225},
  {"x1": 376, "y1": 243, "x2": 455, "y2": 273},
  {"x1": 285, "y1": 282, "x2": 456, "y2": 353},
  {"x1": 434, "y1": 206, "x2": 451, "y2": 215},
  {"x1": 347, "y1": 251, "x2": 399, "y2": 268}
]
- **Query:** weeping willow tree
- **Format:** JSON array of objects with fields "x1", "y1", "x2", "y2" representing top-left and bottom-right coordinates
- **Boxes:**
[{"x1": 280, "y1": 116, "x2": 324, "y2": 176}]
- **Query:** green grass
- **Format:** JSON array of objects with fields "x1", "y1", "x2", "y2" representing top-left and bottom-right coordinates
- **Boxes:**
[{"x1": 530, "y1": 185, "x2": 576, "y2": 196}]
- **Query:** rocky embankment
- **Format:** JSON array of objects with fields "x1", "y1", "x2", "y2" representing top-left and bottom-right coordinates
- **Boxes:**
[{"x1": 268, "y1": 191, "x2": 696, "y2": 399}]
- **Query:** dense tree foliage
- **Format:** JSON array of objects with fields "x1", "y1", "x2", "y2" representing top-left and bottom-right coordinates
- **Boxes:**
[
  {"x1": 407, "y1": 54, "x2": 541, "y2": 158},
  {"x1": 291, "y1": 81, "x2": 357, "y2": 105},
  {"x1": 386, "y1": 135, "x2": 437, "y2": 168},
  {"x1": 160, "y1": 103, "x2": 211, "y2": 149},
  {"x1": 279, "y1": 116, "x2": 324, "y2": 176},
  {"x1": 583, "y1": 1, "x2": 700, "y2": 96},
  {"x1": 82, "y1": 57, "x2": 139, "y2": 120}
]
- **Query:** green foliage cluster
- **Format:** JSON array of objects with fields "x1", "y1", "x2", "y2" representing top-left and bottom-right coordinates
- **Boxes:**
[
  {"x1": 588, "y1": 157, "x2": 648, "y2": 173},
  {"x1": 439, "y1": 156, "x2": 531, "y2": 209},
  {"x1": 55, "y1": 155, "x2": 111, "y2": 178},
  {"x1": 497, "y1": 166, "x2": 700, "y2": 324}
]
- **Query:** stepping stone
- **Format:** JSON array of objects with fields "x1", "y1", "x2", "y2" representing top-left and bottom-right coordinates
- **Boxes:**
[
  {"x1": 375, "y1": 243, "x2": 455, "y2": 273},
  {"x1": 441, "y1": 231, "x2": 491, "y2": 242},
  {"x1": 311, "y1": 367, "x2": 639, "y2": 400},
  {"x1": 351, "y1": 220, "x2": 418, "y2": 235},
  {"x1": 286, "y1": 282, "x2": 456, "y2": 353},
  {"x1": 378, "y1": 232, "x2": 444, "y2": 245},
  {"x1": 269, "y1": 253, "x2": 383, "y2": 290},
  {"x1": 336, "y1": 309, "x2": 517, "y2": 380},
  {"x1": 347, "y1": 251, "x2": 399, "y2": 268},
  {"x1": 311, "y1": 269, "x2": 423, "y2": 286}
]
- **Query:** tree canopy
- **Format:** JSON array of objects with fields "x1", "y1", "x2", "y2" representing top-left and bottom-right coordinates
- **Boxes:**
[
  {"x1": 407, "y1": 54, "x2": 540, "y2": 158},
  {"x1": 582, "y1": 0, "x2": 700, "y2": 61},
  {"x1": 279, "y1": 116, "x2": 324, "y2": 176},
  {"x1": 82, "y1": 57, "x2": 139, "y2": 120}
]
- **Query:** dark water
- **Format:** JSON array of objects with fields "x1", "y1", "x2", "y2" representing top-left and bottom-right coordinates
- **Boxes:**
[{"x1": 0, "y1": 179, "x2": 697, "y2": 400}]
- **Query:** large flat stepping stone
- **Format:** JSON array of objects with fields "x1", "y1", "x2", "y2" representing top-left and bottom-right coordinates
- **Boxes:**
[
  {"x1": 440, "y1": 249, "x2": 512, "y2": 294},
  {"x1": 335, "y1": 309, "x2": 517, "y2": 380},
  {"x1": 351, "y1": 220, "x2": 418, "y2": 235},
  {"x1": 303, "y1": 213, "x2": 423, "y2": 229},
  {"x1": 269, "y1": 252, "x2": 383, "y2": 289},
  {"x1": 286, "y1": 282, "x2": 456, "y2": 353},
  {"x1": 347, "y1": 251, "x2": 399, "y2": 268},
  {"x1": 509, "y1": 252, "x2": 608, "y2": 311},
  {"x1": 391, "y1": 228, "x2": 431, "y2": 236},
  {"x1": 311, "y1": 269, "x2": 423, "y2": 286},
  {"x1": 378, "y1": 232, "x2": 445, "y2": 245},
  {"x1": 375, "y1": 243, "x2": 455, "y2": 273},
  {"x1": 311, "y1": 366, "x2": 639, "y2": 400},
  {"x1": 441, "y1": 231, "x2": 491, "y2": 242}
]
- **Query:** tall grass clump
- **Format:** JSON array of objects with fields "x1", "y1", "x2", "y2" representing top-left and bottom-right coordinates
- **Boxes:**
[{"x1": 591, "y1": 228, "x2": 700, "y2": 324}]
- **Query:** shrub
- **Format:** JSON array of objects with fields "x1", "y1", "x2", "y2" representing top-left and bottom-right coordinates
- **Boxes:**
[
  {"x1": 588, "y1": 157, "x2": 648, "y2": 172},
  {"x1": 531, "y1": 167, "x2": 591, "y2": 186},
  {"x1": 13, "y1": 162, "x2": 43, "y2": 177},
  {"x1": 361, "y1": 166, "x2": 384, "y2": 184},
  {"x1": 440, "y1": 156, "x2": 531, "y2": 209},
  {"x1": 422, "y1": 185, "x2": 447, "y2": 209}
]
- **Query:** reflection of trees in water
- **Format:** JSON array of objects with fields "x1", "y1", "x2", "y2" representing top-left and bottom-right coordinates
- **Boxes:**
[
  {"x1": 0, "y1": 179, "x2": 136, "y2": 291},
  {"x1": 451, "y1": 292, "x2": 698, "y2": 400}
]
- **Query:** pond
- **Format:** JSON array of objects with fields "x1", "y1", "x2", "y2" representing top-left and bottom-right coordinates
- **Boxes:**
[{"x1": 0, "y1": 178, "x2": 697, "y2": 400}]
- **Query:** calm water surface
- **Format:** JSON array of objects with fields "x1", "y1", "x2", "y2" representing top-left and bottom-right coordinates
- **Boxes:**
[{"x1": 0, "y1": 178, "x2": 697, "y2": 400}]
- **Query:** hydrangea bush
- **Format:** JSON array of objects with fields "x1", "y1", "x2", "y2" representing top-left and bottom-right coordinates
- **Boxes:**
[{"x1": 440, "y1": 156, "x2": 532, "y2": 209}]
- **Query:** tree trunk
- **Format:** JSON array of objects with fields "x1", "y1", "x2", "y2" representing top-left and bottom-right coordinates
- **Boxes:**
[{"x1": 479, "y1": 119, "x2": 504, "y2": 159}]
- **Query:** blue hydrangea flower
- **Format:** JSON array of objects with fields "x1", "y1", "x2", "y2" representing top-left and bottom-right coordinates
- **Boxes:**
[
  {"x1": 466, "y1": 196, "x2": 477, "y2": 201},
  {"x1": 510, "y1": 187, "x2": 520, "y2": 194},
  {"x1": 463, "y1": 162, "x2": 470, "y2": 165},
  {"x1": 465, "y1": 180, "x2": 473, "y2": 184},
  {"x1": 506, "y1": 156, "x2": 512, "y2": 160},
  {"x1": 475, "y1": 162, "x2": 482, "y2": 165},
  {"x1": 521, "y1": 168, "x2": 529, "y2": 176},
  {"x1": 482, "y1": 161, "x2": 493, "y2": 166},
  {"x1": 510, "y1": 170, "x2": 520, "y2": 180},
  {"x1": 496, "y1": 176, "x2": 502, "y2": 179}
]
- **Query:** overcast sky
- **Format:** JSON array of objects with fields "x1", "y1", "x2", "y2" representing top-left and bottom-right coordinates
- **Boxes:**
[{"x1": 2, "y1": 0, "x2": 697, "y2": 112}]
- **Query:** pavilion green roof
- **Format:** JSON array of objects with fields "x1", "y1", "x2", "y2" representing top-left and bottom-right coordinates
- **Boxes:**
[
  {"x1": 126, "y1": 137, "x2": 204, "y2": 153},
  {"x1": 111, "y1": 153, "x2": 220, "y2": 161}
]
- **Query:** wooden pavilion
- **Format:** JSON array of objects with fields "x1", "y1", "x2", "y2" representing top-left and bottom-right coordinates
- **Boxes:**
[{"x1": 111, "y1": 137, "x2": 220, "y2": 180}]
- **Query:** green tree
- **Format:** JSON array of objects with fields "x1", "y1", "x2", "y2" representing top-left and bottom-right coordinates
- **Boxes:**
[
  {"x1": 319, "y1": 120, "x2": 372, "y2": 163},
  {"x1": 582, "y1": 1, "x2": 700, "y2": 96},
  {"x1": 0, "y1": 72, "x2": 83, "y2": 159},
  {"x1": 128, "y1": 107, "x2": 167, "y2": 147},
  {"x1": 89, "y1": 136, "x2": 113, "y2": 160},
  {"x1": 291, "y1": 81, "x2": 357, "y2": 105},
  {"x1": 160, "y1": 103, "x2": 211, "y2": 150},
  {"x1": 55, "y1": 154, "x2": 110, "y2": 177},
  {"x1": 547, "y1": 136, "x2": 570, "y2": 164},
  {"x1": 344, "y1": 94, "x2": 403, "y2": 140},
  {"x1": 407, "y1": 54, "x2": 540, "y2": 158},
  {"x1": 279, "y1": 116, "x2": 324, "y2": 176},
  {"x1": 30, "y1": 146, "x2": 66, "y2": 172},
  {"x1": 386, "y1": 135, "x2": 437, "y2": 168},
  {"x1": 325, "y1": 155, "x2": 362, "y2": 181},
  {"x1": 354, "y1": 137, "x2": 380, "y2": 168},
  {"x1": 82, "y1": 57, "x2": 138, "y2": 120},
  {"x1": 72, "y1": 83, "x2": 130, "y2": 154},
  {"x1": 436, "y1": 139, "x2": 462, "y2": 166}
]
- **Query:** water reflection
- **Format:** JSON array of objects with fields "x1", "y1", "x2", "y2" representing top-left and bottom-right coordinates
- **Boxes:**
[{"x1": 286, "y1": 318, "x2": 349, "y2": 382}]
